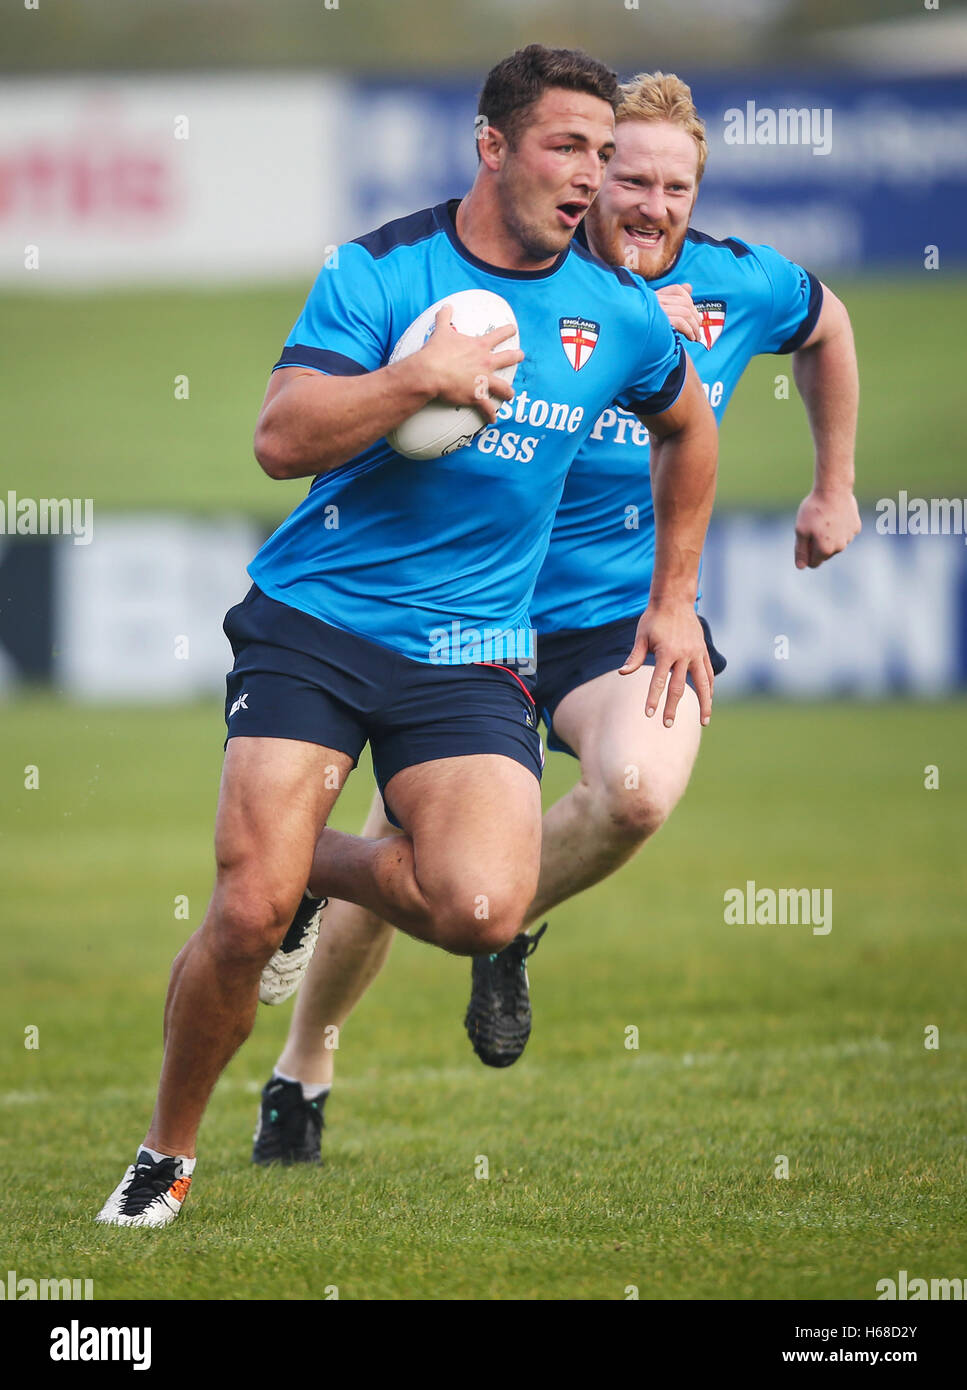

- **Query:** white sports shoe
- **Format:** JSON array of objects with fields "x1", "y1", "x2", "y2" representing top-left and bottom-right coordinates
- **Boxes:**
[
  {"x1": 259, "y1": 894, "x2": 327, "y2": 1005},
  {"x1": 95, "y1": 1150, "x2": 193, "y2": 1228}
]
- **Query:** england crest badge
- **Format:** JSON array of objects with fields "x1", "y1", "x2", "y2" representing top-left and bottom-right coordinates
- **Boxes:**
[
  {"x1": 694, "y1": 300, "x2": 726, "y2": 350},
  {"x1": 559, "y1": 316, "x2": 600, "y2": 370}
]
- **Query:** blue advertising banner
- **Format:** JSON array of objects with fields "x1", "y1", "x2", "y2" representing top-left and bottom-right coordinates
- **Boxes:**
[
  {"x1": 700, "y1": 514, "x2": 967, "y2": 698},
  {"x1": 345, "y1": 72, "x2": 967, "y2": 271}
]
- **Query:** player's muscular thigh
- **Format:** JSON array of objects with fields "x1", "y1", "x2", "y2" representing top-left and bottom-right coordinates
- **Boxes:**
[
  {"x1": 212, "y1": 738, "x2": 354, "y2": 955},
  {"x1": 385, "y1": 754, "x2": 541, "y2": 954}
]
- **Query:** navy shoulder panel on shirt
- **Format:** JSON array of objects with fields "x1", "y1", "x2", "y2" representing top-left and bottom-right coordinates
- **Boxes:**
[
  {"x1": 776, "y1": 270, "x2": 824, "y2": 354},
  {"x1": 351, "y1": 205, "x2": 443, "y2": 260},
  {"x1": 686, "y1": 227, "x2": 823, "y2": 353},
  {"x1": 685, "y1": 227, "x2": 755, "y2": 259}
]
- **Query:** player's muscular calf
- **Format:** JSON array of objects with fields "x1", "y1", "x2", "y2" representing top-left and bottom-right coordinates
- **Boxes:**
[
  {"x1": 277, "y1": 793, "x2": 400, "y2": 1088},
  {"x1": 146, "y1": 738, "x2": 353, "y2": 1158},
  {"x1": 253, "y1": 312, "x2": 523, "y2": 480}
]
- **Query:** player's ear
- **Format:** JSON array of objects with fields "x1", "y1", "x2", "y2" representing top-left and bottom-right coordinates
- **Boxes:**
[{"x1": 477, "y1": 123, "x2": 508, "y2": 172}]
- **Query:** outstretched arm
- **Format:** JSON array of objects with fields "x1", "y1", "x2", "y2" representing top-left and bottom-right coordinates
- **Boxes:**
[
  {"x1": 791, "y1": 285, "x2": 861, "y2": 569},
  {"x1": 621, "y1": 355, "x2": 719, "y2": 727}
]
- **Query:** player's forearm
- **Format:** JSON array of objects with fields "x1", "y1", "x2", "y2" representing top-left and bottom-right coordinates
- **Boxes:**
[
  {"x1": 648, "y1": 414, "x2": 718, "y2": 606},
  {"x1": 792, "y1": 292, "x2": 858, "y2": 495},
  {"x1": 254, "y1": 358, "x2": 438, "y2": 479}
]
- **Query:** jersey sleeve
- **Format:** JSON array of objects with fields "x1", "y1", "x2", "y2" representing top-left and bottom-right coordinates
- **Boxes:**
[
  {"x1": 746, "y1": 241, "x2": 824, "y2": 355},
  {"x1": 614, "y1": 285, "x2": 688, "y2": 417},
  {"x1": 273, "y1": 243, "x2": 393, "y2": 376}
]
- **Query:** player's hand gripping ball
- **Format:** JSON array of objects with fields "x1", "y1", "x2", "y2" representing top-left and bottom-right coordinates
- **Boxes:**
[{"x1": 387, "y1": 289, "x2": 520, "y2": 460}]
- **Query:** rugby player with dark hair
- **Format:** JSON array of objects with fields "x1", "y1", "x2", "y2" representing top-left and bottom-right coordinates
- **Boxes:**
[
  {"x1": 246, "y1": 70, "x2": 859, "y2": 1170},
  {"x1": 96, "y1": 47, "x2": 719, "y2": 1225}
]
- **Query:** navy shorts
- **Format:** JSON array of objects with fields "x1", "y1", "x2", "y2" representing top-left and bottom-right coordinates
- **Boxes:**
[
  {"x1": 222, "y1": 585, "x2": 543, "y2": 823},
  {"x1": 534, "y1": 612, "x2": 727, "y2": 758}
]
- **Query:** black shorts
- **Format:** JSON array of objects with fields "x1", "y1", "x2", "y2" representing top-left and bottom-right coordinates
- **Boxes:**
[
  {"x1": 533, "y1": 612, "x2": 727, "y2": 759},
  {"x1": 223, "y1": 585, "x2": 543, "y2": 824}
]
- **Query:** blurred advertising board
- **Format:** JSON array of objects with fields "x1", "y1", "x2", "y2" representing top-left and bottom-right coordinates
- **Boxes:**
[
  {"x1": 2, "y1": 71, "x2": 964, "y2": 285},
  {"x1": 1, "y1": 515, "x2": 965, "y2": 700},
  {"x1": 0, "y1": 75, "x2": 350, "y2": 285},
  {"x1": 349, "y1": 73, "x2": 967, "y2": 273}
]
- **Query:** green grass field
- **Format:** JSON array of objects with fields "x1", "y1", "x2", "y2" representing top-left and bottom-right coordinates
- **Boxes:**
[
  {"x1": 1, "y1": 697, "x2": 964, "y2": 1300},
  {"x1": 1, "y1": 274, "x2": 964, "y2": 1299},
  {"x1": 1, "y1": 274, "x2": 964, "y2": 515}
]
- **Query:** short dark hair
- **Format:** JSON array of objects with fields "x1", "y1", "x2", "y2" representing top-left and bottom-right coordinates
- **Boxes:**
[{"x1": 477, "y1": 44, "x2": 619, "y2": 153}]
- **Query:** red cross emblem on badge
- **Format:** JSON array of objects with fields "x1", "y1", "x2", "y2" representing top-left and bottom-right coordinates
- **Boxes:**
[
  {"x1": 694, "y1": 300, "x2": 726, "y2": 351},
  {"x1": 559, "y1": 316, "x2": 600, "y2": 370}
]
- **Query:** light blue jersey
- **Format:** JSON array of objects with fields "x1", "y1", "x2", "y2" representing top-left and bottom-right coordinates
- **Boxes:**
[
  {"x1": 529, "y1": 227, "x2": 822, "y2": 632},
  {"x1": 248, "y1": 200, "x2": 686, "y2": 664}
]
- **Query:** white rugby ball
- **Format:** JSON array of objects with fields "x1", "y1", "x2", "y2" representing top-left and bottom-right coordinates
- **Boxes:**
[{"x1": 386, "y1": 289, "x2": 520, "y2": 461}]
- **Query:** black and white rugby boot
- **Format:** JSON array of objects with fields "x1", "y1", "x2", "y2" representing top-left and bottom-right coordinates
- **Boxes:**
[
  {"x1": 96, "y1": 1150, "x2": 193, "y2": 1228},
  {"x1": 463, "y1": 923, "x2": 548, "y2": 1068},
  {"x1": 252, "y1": 1076, "x2": 325, "y2": 1166},
  {"x1": 259, "y1": 893, "x2": 328, "y2": 1005}
]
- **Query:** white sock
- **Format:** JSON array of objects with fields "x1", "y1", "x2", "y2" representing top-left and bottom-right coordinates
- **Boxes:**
[
  {"x1": 273, "y1": 1068, "x2": 331, "y2": 1102},
  {"x1": 139, "y1": 1145, "x2": 196, "y2": 1174}
]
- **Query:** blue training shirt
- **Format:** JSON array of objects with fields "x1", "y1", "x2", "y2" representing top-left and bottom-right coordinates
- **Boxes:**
[
  {"x1": 529, "y1": 226, "x2": 822, "y2": 633},
  {"x1": 248, "y1": 199, "x2": 686, "y2": 665}
]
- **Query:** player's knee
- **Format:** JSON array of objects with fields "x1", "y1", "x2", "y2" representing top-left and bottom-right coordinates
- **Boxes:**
[
  {"x1": 211, "y1": 884, "x2": 299, "y2": 962},
  {"x1": 598, "y1": 776, "x2": 678, "y2": 844},
  {"x1": 431, "y1": 894, "x2": 526, "y2": 956}
]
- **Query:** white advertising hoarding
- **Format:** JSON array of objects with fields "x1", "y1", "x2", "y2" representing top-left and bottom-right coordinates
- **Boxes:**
[
  {"x1": 0, "y1": 75, "x2": 351, "y2": 285},
  {"x1": 52, "y1": 516, "x2": 262, "y2": 699}
]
